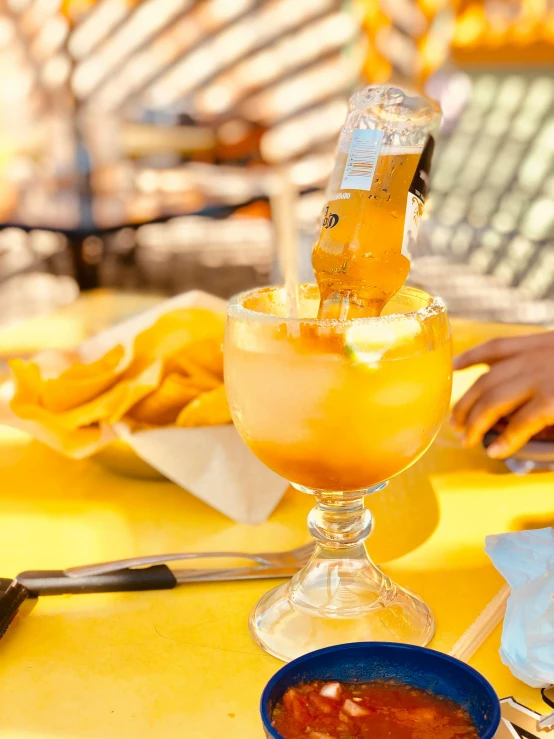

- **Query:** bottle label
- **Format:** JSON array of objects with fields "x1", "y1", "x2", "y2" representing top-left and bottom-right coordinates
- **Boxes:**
[
  {"x1": 340, "y1": 128, "x2": 384, "y2": 191},
  {"x1": 401, "y1": 135, "x2": 435, "y2": 258}
]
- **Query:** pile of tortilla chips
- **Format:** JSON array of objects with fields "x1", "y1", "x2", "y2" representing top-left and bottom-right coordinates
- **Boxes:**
[{"x1": 8, "y1": 307, "x2": 231, "y2": 450}]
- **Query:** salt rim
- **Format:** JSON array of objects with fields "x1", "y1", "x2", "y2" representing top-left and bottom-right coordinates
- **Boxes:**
[{"x1": 227, "y1": 284, "x2": 447, "y2": 327}]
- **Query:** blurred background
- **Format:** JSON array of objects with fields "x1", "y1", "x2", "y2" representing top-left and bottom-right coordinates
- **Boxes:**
[{"x1": 0, "y1": 0, "x2": 552, "y2": 326}]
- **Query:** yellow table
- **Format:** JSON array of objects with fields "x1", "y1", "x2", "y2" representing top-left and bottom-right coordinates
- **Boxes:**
[{"x1": 0, "y1": 294, "x2": 551, "y2": 739}]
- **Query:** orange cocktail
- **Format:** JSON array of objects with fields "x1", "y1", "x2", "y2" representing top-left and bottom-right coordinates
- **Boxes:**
[
  {"x1": 226, "y1": 284, "x2": 451, "y2": 491},
  {"x1": 225, "y1": 284, "x2": 452, "y2": 662}
]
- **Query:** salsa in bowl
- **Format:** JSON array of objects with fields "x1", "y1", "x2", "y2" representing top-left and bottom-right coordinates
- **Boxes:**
[{"x1": 261, "y1": 642, "x2": 500, "y2": 739}]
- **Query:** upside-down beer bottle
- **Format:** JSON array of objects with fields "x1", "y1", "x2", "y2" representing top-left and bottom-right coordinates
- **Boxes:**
[{"x1": 312, "y1": 86, "x2": 442, "y2": 319}]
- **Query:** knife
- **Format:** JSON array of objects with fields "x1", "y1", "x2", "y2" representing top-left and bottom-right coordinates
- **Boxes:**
[{"x1": 17, "y1": 564, "x2": 298, "y2": 596}]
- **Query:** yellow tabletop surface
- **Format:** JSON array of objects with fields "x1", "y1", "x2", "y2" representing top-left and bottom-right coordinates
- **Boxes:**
[{"x1": 0, "y1": 292, "x2": 552, "y2": 739}]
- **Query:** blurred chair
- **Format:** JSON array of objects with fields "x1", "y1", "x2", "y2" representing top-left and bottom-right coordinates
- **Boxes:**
[
  {"x1": 413, "y1": 67, "x2": 554, "y2": 325},
  {"x1": 101, "y1": 211, "x2": 274, "y2": 297}
]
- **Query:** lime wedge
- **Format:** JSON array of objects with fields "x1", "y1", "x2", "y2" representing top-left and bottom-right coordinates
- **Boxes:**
[{"x1": 345, "y1": 318, "x2": 421, "y2": 365}]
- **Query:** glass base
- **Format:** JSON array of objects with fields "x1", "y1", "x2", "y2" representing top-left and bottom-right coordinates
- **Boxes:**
[
  {"x1": 249, "y1": 486, "x2": 435, "y2": 662},
  {"x1": 249, "y1": 548, "x2": 434, "y2": 662}
]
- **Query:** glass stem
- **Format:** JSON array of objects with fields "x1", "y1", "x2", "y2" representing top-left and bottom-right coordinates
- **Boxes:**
[
  {"x1": 289, "y1": 484, "x2": 390, "y2": 615},
  {"x1": 307, "y1": 484, "x2": 386, "y2": 553}
]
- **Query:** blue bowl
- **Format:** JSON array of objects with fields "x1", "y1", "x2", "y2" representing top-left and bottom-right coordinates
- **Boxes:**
[{"x1": 261, "y1": 642, "x2": 500, "y2": 739}]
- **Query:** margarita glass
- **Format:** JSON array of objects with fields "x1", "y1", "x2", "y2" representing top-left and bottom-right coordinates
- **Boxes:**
[{"x1": 225, "y1": 284, "x2": 452, "y2": 662}]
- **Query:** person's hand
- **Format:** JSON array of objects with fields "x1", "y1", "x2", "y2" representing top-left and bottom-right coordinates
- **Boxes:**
[{"x1": 451, "y1": 332, "x2": 554, "y2": 458}]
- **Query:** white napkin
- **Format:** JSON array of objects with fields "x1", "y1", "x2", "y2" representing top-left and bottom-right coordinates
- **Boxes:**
[{"x1": 486, "y1": 528, "x2": 554, "y2": 688}]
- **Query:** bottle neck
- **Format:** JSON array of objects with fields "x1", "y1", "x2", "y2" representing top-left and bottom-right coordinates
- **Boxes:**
[{"x1": 317, "y1": 290, "x2": 383, "y2": 320}]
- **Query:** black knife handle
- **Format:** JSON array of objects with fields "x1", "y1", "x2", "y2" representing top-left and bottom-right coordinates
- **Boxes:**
[
  {"x1": 17, "y1": 565, "x2": 177, "y2": 596},
  {"x1": 0, "y1": 580, "x2": 29, "y2": 639}
]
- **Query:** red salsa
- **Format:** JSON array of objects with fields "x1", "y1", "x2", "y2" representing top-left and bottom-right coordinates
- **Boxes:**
[{"x1": 271, "y1": 679, "x2": 479, "y2": 739}]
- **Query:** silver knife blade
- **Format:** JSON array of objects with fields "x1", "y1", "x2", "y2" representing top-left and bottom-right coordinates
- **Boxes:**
[{"x1": 173, "y1": 565, "x2": 299, "y2": 583}]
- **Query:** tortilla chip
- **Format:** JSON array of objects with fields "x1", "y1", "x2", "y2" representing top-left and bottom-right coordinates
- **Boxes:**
[
  {"x1": 176, "y1": 338, "x2": 224, "y2": 379},
  {"x1": 128, "y1": 309, "x2": 225, "y2": 376},
  {"x1": 11, "y1": 360, "x2": 162, "y2": 431},
  {"x1": 9, "y1": 345, "x2": 128, "y2": 414},
  {"x1": 165, "y1": 355, "x2": 221, "y2": 391},
  {"x1": 33, "y1": 349, "x2": 81, "y2": 378},
  {"x1": 9, "y1": 359, "x2": 42, "y2": 406},
  {"x1": 40, "y1": 344, "x2": 127, "y2": 412},
  {"x1": 175, "y1": 384, "x2": 232, "y2": 428},
  {"x1": 129, "y1": 373, "x2": 203, "y2": 425},
  {"x1": 119, "y1": 417, "x2": 161, "y2": 433}
]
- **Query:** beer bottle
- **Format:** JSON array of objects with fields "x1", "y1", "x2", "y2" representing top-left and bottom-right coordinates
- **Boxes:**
[{"x1": 313, "y1": 85, "x2": 441, "y2": 319}]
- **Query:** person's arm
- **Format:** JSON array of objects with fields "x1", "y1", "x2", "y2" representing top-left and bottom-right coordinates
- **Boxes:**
[{"x1": 451, "y1": 332, "x2": 554, "y2": 458}]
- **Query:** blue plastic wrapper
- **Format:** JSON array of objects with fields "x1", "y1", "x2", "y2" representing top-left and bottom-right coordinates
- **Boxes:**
[
  {"x1": 486, "y1": 528, "x2": 554, "y2": 688},
  {"x1": 503, "y1": 459, "x2": 554, "y2": 475}
]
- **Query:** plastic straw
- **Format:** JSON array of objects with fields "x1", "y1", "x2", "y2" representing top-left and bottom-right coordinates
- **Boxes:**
[
  {"x1": 449, "y1": 583, "x2": 510, "y2": 663},
  {"x1": 270, "y1": 167, "x2": 299, "y2": 318}
]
